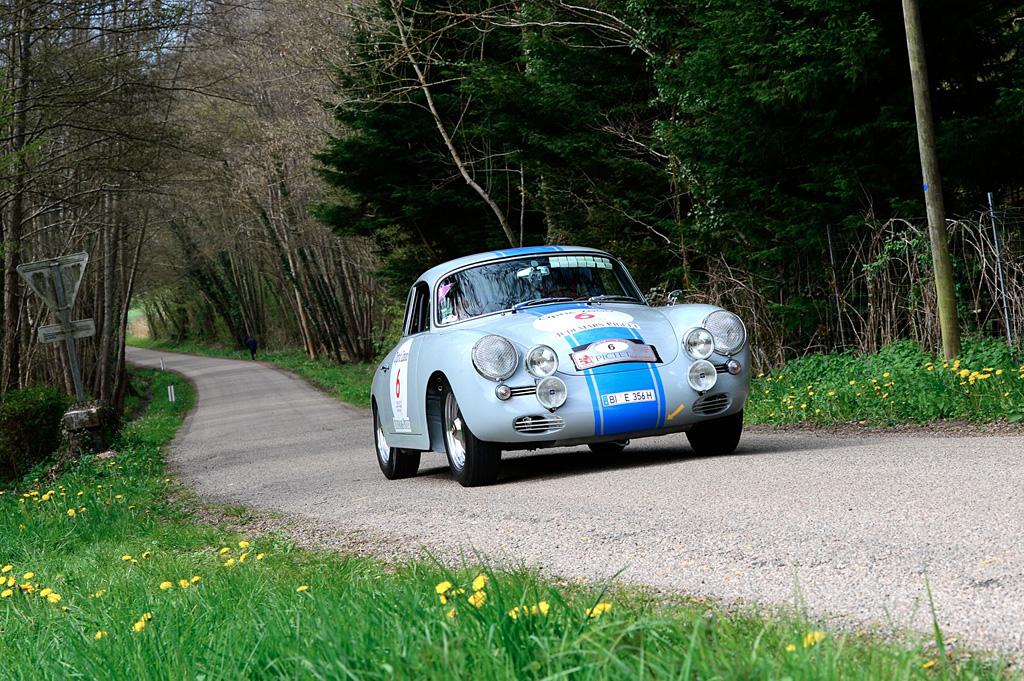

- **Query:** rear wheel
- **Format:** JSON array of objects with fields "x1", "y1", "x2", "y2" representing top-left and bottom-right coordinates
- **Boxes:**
[
  {"x1": 588, "y1": 440, "x2": 629, "y2": 456},
  {"x1": 441, "y1": 381, "x2": 501, "y2": 487},
  {"x1": 374, "y1": 403, "x2": 421, "y2": 479},
  {"x1": 685, "y1": 410, "x2": 743, "y2": 456}
]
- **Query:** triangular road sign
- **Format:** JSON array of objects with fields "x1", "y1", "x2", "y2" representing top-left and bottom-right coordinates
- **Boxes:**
[{"x1": 16, "y1": 252, "x2": 89, "y2": 311}]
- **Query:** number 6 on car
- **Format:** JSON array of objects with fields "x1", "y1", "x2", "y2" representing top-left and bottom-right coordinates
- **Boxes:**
[{"x1": 371, "y1": 246, "x2": 751, "y2": 486}]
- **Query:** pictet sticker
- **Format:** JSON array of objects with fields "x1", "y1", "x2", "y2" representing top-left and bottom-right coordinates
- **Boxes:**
[{"x1": 532, "y1": 308, "x2": 639, "y2": 339}]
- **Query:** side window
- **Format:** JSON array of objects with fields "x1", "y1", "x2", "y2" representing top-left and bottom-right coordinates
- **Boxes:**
[{"x1": 404, "y1": 282, "x2": 431, "y2": 335}]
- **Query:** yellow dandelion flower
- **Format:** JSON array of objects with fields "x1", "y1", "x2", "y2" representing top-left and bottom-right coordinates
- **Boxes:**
[
  {"x1": 585, "y1": 602, "x2": 612, "y2": 617},
  {"x1": 160, "y1": 581, "x2": 173, "y2": 590},
  {"x1": 219, "y1": 547, "x2": 230, "y2": 555},
  {"x1": 141, "y1": 552, "x2": 151, "y2": 560},
  {"x1": 472, "y1": 574, "x2": 488, "y2": 591},
  {"x1": 1, "y1": 589, "x2": 12, "y2": 598},
  {"x1": 532, "y1": 601, "x2": 550, "y2": 616},
  {"x1": 67, "y1": 509, "x2": 75, "y2": 517},
  {"x1": 1, "y1": 565, "x2": 11, "y2": 573},
  {"x1": 439, "y1": 593, "x2": 447, "y2": 604},
  {"x1": 849, "y1": 380, "x2": 856, "y2": 385},
  {"x1": 179, "y1": 579, "x2": 190, "y2": 589},
  {"x1": 223, "y1": 558, "x2": 235, "y2": 567},
  {"x1": 508, "y1": 606, "x2": 520, "y2": 619},
  {"x1": 238, "y1": 541, "x2": 250, "y2": 549},
  {"x1": 446, "y1": 607, "x2": 456, "y2": 619},
  {"x1": 923, "y1": 660, "x2": 936, "y2": 669},
  {"x1": 256, "y1": 553, "x2": 265, "y2": 560},
  {"x1": 828, "y1": 391, "x2": 835, "y2": 396},
  {"x1": 996, "y1": 369, "x2": 1004, "y2": 375},
  {"x1": 132, "y1": 620, "x2": 147, "y2": 633},
  {"x1": 803, "y1": 631, "x2": 825, "y2": 648},
  {"x1": 121, "y1": 555, "x2": 132, "y2": 562},
  {"x1": 296, "y1": 585, "x2": 309, "y2": 592},
  {"x1": 40, "y1": 588, "x2": 52, "y2": 597},
  {"x1": 191, "y1": 576, "x2": 201, "y2": 584},
  {"x1": 23, "y1": 572, "x2": 33, "y2": 580},
  {"x1": 435, "y1": 580, "x2": 452, "y2": 594},
  {"x1": 47, "y1": 593, "x2": 61, "y2": 603},
  {"x1": 94, "y1": 630, "x2": 107, "y2": 640},
  {"x1": 468, "y1": 591, "x2": 486, "y2": 608}
]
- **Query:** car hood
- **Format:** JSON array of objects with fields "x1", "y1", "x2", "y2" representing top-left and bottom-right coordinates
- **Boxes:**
[{"x1": 469, "y1": 303, "x2": 681, "y2": 375}]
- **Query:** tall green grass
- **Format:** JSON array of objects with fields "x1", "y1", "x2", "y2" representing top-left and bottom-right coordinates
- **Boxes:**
[
  {"x1": 746, "y1": 337, "x2": 1024, "y2": 426},
  {"x1": 1, "y1": 369, "x2": 1018, "y2": 678}
]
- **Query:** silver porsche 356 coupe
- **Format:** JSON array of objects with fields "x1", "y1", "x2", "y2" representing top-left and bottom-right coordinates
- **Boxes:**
[{"x1": 371, "y1": 245, "x2": 751, "y2": 486}]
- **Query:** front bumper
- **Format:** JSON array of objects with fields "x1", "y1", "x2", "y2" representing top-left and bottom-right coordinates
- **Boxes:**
[{"x1": 461, "y1": 357, "x2": 750, "y2": 448}]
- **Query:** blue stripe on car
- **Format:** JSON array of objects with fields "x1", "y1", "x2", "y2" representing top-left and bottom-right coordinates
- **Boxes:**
[
  {"x1": 489, "y1": 245, "x2": 565, "y2": 258},
  {"x1": 567, "y1": 326, "x2": 663, "y2": 437}
]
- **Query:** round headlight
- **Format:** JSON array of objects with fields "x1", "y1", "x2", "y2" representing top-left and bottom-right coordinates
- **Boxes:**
[
  {"x1": 536, "y1": 376, "x2": 567, "y2": 410},
  {"x1": 526, "y1": 345, "x2": 558, "y2": 377},
  {"x1": 683, "y1": 327, "x2": 715, "y2": 360},
  {"x1": 472, "y1": 335, "x2": 518, "y2": 381},
  {"x1": 687, "y1": 359, "x2": 717, "y2": 392},
  {"x1": 703, "y1": 310, "x2": 746, "y2": 356}
]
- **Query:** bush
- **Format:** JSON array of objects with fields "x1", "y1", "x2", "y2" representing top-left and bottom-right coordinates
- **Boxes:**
[{"x1": 0, "y1": 385, "x2": 69, "y2": 484}]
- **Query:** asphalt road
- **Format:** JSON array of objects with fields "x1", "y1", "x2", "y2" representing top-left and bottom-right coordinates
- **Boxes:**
[{"x1": 126, "y1": 346, "x2": 1024, "y2": 658}]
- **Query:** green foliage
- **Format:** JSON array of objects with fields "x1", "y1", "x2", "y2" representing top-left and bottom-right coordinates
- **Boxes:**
[
  {"x1": 0, "y1": 386, "x2": 69, "y2": 483},
  {"x1": 747, "y1": 337, "x2": 1024, "y2": 426},
  {"x1": 315, "y1": 0, "x2": 674, "y2": 296}
]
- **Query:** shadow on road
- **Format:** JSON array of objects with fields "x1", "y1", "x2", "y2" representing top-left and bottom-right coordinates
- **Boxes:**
[{"x1": 414, "y1": 429, "x2": 858, "y2": 486}]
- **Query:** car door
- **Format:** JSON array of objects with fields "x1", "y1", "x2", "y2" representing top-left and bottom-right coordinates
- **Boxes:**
[{"x1": 382, "y1": 282, "x2": 430, "y2": 442}]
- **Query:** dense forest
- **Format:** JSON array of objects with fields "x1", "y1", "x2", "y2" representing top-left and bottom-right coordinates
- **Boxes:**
[{"x1": 2, "y1": 0, "x2": 1023, "y2": 408}]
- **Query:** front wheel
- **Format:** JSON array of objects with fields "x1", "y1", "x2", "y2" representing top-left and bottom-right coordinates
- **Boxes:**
[
  {"x1": 441, "y1": 381, "x2": 500, "y2": 487},
  {"x1": 685, "y1": 410, "x2": 744, "y2": 456},
  {"x1": 374, "y1": 403, "x2": 420, "y2": 479}
]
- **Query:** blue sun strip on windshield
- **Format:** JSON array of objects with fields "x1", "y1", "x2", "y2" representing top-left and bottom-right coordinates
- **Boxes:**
[{"x1": 489, "y1": 245, "x2": 565, "y2": 259}]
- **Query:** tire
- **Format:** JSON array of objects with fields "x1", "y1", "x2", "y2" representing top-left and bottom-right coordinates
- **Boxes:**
[
  {"x1": 441, "y1": 380, "x2": 501, "y2": 487},
  {"x1": 588, "y1": 440, "x2": 629, "y2": 456},
  {"x1": 374, "y1": 403, "x2": 420, "y2": 479},
  {"x1": 685, "y1": 409, "x2": 744, "y2": 456}
]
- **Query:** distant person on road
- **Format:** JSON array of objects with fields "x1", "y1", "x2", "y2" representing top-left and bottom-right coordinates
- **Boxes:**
[{"x1": 246, "y1": 337, "x2": 258, "y2": 360}]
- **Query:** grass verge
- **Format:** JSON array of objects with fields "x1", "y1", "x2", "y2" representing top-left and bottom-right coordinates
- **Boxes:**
[
  {"x1": 1, "y1": 368, "x2": 1019, "y2": 678},
  {"x1": 746, "y1": 337, "x2": 1024, "y2": 426},
  {"x1": 127, "y1": 336, "x2": 374, "y2": 408}
]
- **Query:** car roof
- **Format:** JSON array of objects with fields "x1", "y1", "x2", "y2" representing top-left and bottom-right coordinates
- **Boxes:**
[{"x1": 416, "y1": 245, "x2": 613, "y2": 287}]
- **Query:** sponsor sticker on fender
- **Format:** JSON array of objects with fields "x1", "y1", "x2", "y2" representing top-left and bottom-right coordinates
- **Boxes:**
[
  {"x1": 532, "y1": 308, "x2": 639, "y2": 338},
  {"x1": 390, "y1": 339, "x2": 413, "y2": 432},
  {"x1": 571, "y1": 338, "x2": 660, "y2": 371}
]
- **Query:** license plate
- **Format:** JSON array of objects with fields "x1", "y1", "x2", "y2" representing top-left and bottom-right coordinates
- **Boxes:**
[{"x1": 601, "y1": 389, "x2": 656, "y2": 407}]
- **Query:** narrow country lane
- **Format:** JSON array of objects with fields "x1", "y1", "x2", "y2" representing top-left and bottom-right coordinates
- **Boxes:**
[{"x1": 127, "y1": 346, "x2": 1024, "y2": 658}]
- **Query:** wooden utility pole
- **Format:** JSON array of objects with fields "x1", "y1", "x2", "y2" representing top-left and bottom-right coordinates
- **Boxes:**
[{"x1": 902, "y1": 0, "x2": 961, "y2": 359}]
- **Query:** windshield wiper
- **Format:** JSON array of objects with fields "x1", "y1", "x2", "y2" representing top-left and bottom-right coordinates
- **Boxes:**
[
  {"x1": 512, "y1": 297, "x2": 573, "y2": 312},
  {"x1": 582, "y1": 295, "x2": 638, "y2": 304}
]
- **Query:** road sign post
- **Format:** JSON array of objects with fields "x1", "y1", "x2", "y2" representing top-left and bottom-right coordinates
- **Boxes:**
[{"x1": 16, "y1": 253, "x2": 93, "y2": 402}]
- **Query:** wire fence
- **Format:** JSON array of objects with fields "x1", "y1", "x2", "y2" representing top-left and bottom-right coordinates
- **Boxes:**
[{"x1": 825, "y1": 205, "x2": 1024, "y2": 357}]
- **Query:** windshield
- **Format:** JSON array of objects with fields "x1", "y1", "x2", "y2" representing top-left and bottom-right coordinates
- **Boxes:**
[{"x1": 436, "y1": 253, "x2": 643, "y2": 325}]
